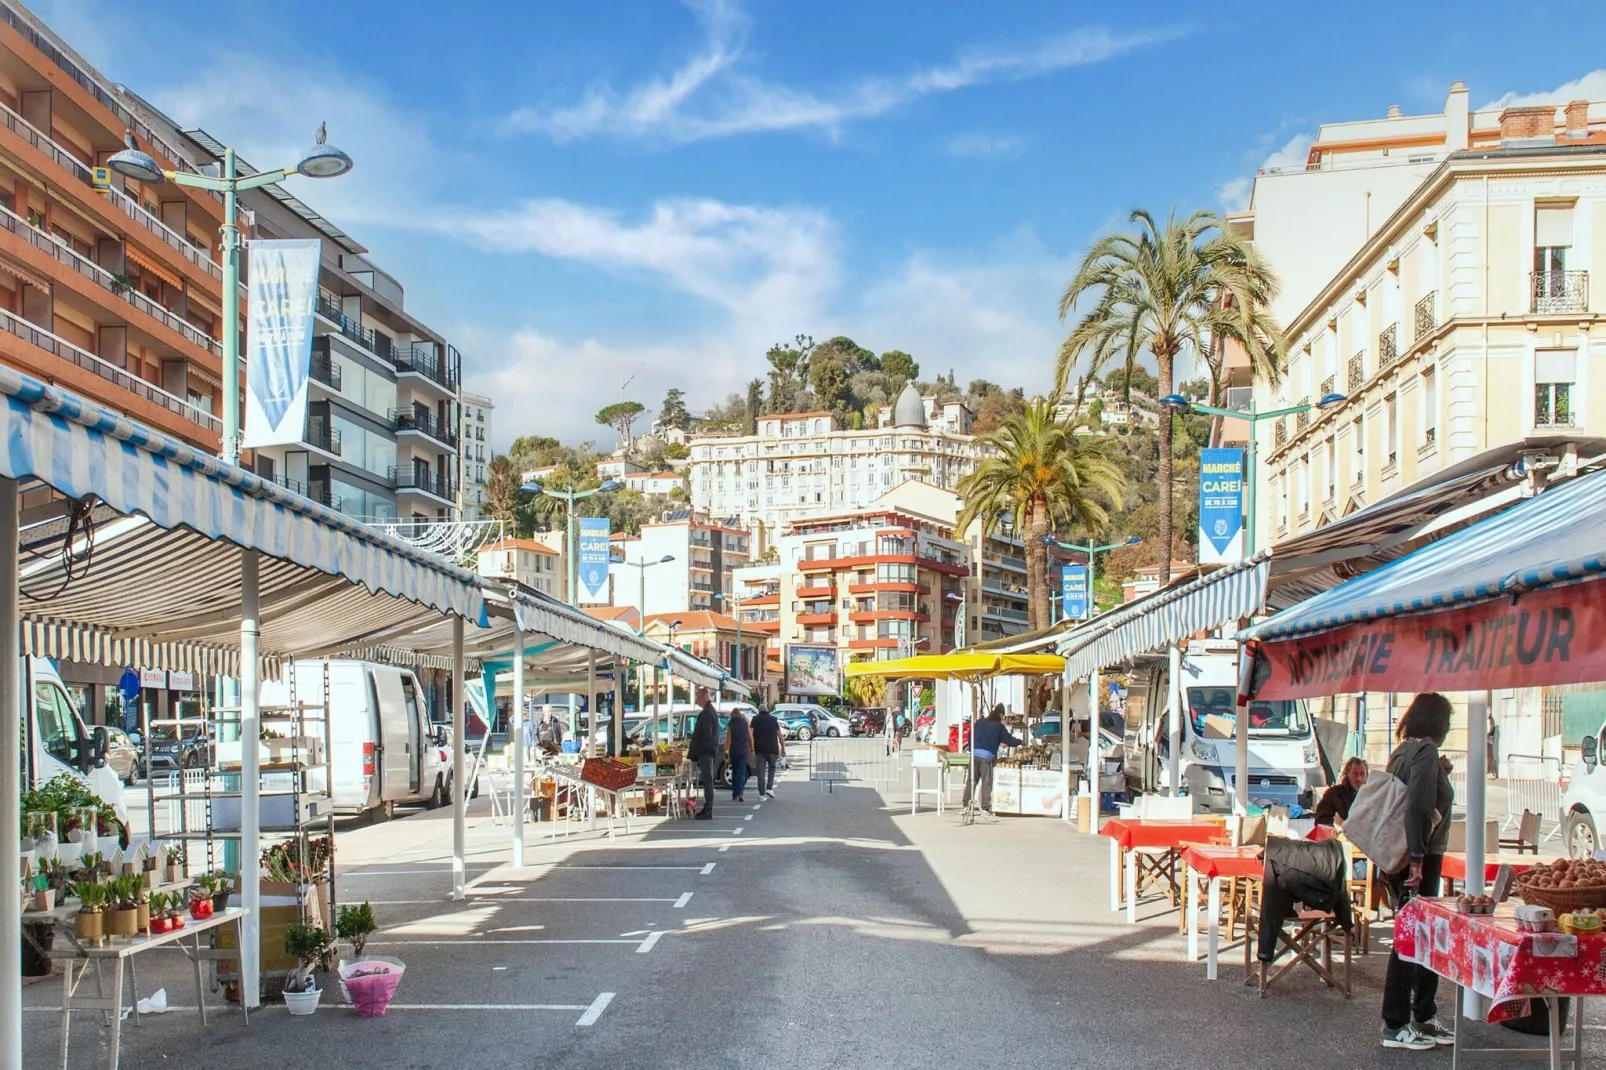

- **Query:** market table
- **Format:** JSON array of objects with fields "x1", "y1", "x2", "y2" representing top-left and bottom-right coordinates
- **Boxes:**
[
  {"x1": 1100, "y1": 818, "x2": 1227, "y2": 923},
  {"x1": 1181, "y1": 844, "x2": 1263, "y2": 980},
  {"x1": 1441, "y1": 851, "x2": 1558, "y2": 892},
  {"x1": 52, "y1": 905, "x2": 250, "y2": 1070},
  {"x1": 1394, "y1": 897, "x2": 1596, "y2": 1068}
]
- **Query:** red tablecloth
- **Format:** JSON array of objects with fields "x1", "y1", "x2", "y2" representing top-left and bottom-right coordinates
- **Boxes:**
[
  {"x1": 1394, "y1": 897, "x2": 1606, "y2": 1021},
  {"x1": 1441, "y1": 852, "x2": 1552, "y2": 883},
  {"x1": 1100, "y1": 818, "x2": 1225, "y2": 851},
  {"x1": 1181, "y1": 844, "x2": 1264, "y2": 880}
]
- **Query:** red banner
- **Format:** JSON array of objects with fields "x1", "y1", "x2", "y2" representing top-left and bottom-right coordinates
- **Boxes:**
[{"x1": 1254, "y1": 580, "x2": 1606, "y2": 699}]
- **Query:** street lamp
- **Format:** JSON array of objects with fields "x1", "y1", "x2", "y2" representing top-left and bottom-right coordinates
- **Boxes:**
[
  {"x1": 108, "y1": 127, "x2": 354, "y2": 465},
  {"x1": 712, "y1": 592, "x2": 744, "y2": 700},
  {"x1": 1042, "y1": 535, "x2": 1141, "y2": 622},
  {"x1": 619, "y1": 554, "x2": 674, "y2": 715},
  {"x1": 522, "y1": 479, "x2": 623, "y2": 606},
  {"x1": 944, "y1": 589, "x2": 967, "y2": 649},
  {"x1": 1159, "y1": 392, "x2": 1345, "y2": 555}
]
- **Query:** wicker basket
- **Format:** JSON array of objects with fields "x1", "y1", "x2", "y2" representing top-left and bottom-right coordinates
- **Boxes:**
[
  {"x1": 1512, "y1": 878, "x2": 1606, "y2": 913},
  {"x1": 579, "y1": 757, "x2": 638, "y2": 792}
]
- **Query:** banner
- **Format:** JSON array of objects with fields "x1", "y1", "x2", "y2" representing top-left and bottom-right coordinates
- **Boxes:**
[
  {"x1": 785, "y1": 644, "x2": 839, "y2": 697},
  {"x1": 576, "y1": 517, "x2": 611, "y2": 604},
  {"x1": 1061, "y1": 565, "x2": 1089, "y2": 622},
  {"x1": 1252, "y1": 581, "x2": 1602, "y2": 700},
  {"x1": 1198, "y1": 448, "x2": 1245, "y2": 564},
  {"x1": 242, "y1": 238, "x2": 321, "y2": 449}
]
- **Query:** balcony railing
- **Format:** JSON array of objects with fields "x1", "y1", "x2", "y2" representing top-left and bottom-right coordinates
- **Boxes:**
[
  {"x1": 316, "y1": 289, "x2": 382, "y2": 356},
  {"x1": 1415, "y1": 291, "x2": 1437, "y2": 340},
  {"x1": 392, "y1": 342, "x2": 460, "y2": 392},
  {"x1": 1531, "y1": 271, "x2": 1588, "y2": 314},
  {"x1": 1379, "y1": 323, "x2": 1399, "y2": 368},
  {"x1": 1320, "y1": 375, "x2": 1335, "y2": 397},
  {"x1": 1347, "y1": 351, "x2": 1364, "y2": 392},
  {"x1": 1273, "y1": 418, "x2": 1288, "y2": 449},
  {"x1": 306, "y1": 417, "x2": 342, "y2": 456},
  {"x1": 391, "y1": 466, "x2": 455, "y2": 499},
  {"x1": 0, "y1": 306, "x2": 218, "y2": 430},
  {"x1": 309, "y1": 349, "x2": 342, "y2": 390},
  {"x1": 392, "y1": 408, "x2": 458, "y2": 448},
  {"x1": 1295, "y1": 398, "x2": 1310, "y2": 431}
]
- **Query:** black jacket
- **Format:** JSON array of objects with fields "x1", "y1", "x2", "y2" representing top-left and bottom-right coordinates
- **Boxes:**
[
  {"x1": 1313, "y1": 781, "x2": 1357, "y2": 827},
  {"x1": 688, "y1": 705, "x2": 720, "y2": 761},
  {"x1": 1263, "y1": 836, "x2": 1353, "y2": 926},
  {"x1": 751, "y1": 711, "x2": 781, "y2": 755},
  {"x1": 726, "y1": 715, "x2": 752, "y2": 758},
  {"x1": 1387, "y1": 738, "x2": 1453, "y2": 859}
]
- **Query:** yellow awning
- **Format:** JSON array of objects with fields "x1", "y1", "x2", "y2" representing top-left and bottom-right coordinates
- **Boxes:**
[{"x1": 843, "y1": 652, "x2": 1065, "y2": 681}]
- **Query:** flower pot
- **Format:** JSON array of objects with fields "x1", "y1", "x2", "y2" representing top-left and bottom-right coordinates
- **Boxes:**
[
  {"x1": 149, "y1": 914, "x2": 170, "y2": 935},
  {"x1": 188, "y1": 897, "x2": 213, "y2": 921},
  {"x1": 29, "y1": 888, "x2": 53, "y2": 913},
  {"x1": 107, "y1": 906, "x2": 139, "y2": 939},
  {"x1": 163, "y1": 864, "x2": 181, "y2": 885},
  {"x1": 283, "y1": 986, "x2": 322, "y2": 1016},
  {"x1": 136, "y1": 901, "x2": 150, "y2": 932},
  {"x1": 339, "y1": 958, "x2": 405, "y2": 1017},
  {"x1": 211, "y1": 891, "x2": 231, "y2": 914},
  {"x1": 73, "y1": 910, "x2": 103, "y2": 944},
  {"x1": 167, "y1": 913, "x2": 184, "y2": 931}
]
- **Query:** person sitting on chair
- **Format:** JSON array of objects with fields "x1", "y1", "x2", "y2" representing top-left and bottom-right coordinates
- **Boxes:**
[{"x1": 1314, "y1": 758, "x2": 1368, "y2": 827}]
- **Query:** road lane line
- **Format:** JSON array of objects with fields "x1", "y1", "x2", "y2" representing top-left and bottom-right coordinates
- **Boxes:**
[
  {"x1": 733, "y1": 827, "x2": 744, "y2": 835},
  {"x1": 701, "y1": 862, "x2": 716, "y2": 874},
  {"x1": 554, "y1": 865, "x2": 706, "y2": 871},
  {"x1": 673, "y1": 892, "x2": 693, "y2": 908},
  {"x1": 637, "y1": 931, "x2": 664, "y2": 953},
  {"x1": 577, "y1": 992, "x2": 615, "y2": 1026},
  {"x1": 744, "y1": 815, "x2": 753, "y2": 821},
  {"x1": 366, "y1": 897, "x2": 681, "y2": 905},
  {"x1": 367, "y1": 939, "x2": 639, "y2": 947},
  {"x1": 718, "y1": 844, "x2": 730, "y2": 852}
]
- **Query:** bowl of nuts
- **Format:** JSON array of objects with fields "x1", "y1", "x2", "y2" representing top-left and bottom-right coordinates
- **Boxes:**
[{"x1": 1514, "y1": 858, "x2": 1606, "y2": 912}]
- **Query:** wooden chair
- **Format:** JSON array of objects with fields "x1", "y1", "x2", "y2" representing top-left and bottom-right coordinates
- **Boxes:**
[
  {"x1": 1242, "y1": 872, "x2": 1353, "y2": 998},
  {"x1": 1446, "y1": 819, "x2": 1500, "y2": 853},
  {"x1": 1342, "y1": 840, "x2": 1376, "y2": 954},
  {"x1": 1499, "y1": 810, "x2": 1541, "y2": 855}
]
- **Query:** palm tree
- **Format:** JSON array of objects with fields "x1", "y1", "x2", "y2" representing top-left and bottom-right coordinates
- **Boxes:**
[
  {"x1": 956, "y1": 400, "x2": 1125, "y2": 630},
  {"x1": 1056, "y1": 209, "x2": 1286, "y2": 583}
]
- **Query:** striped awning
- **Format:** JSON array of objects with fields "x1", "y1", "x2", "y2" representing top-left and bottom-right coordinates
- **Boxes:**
[
  {"x1": 2, "y1": 365, "x2": 488, "y2": 625},
  {"x1": 21, "y1": 617, "x2": 258, "y2": 676},
  {"x1": 1242, "y1": 465, "x2": 1606, "y2": 642},
  {"x1": 1058, "y1": 556, "x2": 1270, "y2": 679}
]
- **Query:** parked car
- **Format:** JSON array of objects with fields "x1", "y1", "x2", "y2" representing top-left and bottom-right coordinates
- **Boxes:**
[
  {"x1": 102, "y1": 726, "x2": 143, "y2": 784},
  {"x1": 774, "y1": 703, "x2": 848, "y2": 739},
  {"x1": 147, "y1": 724, "x2": 213, "y2": 777},
  {"x1": 849, "y1": 707, "x2": 885, "y2": 736}
]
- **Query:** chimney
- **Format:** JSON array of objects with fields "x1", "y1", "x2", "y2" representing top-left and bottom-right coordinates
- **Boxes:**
[
  {"x1": 1445, "y1": 80, "x2": 1470, "y2": 151},
  {"x1": 1565, "y1": 99, "x2": 1590, "y2": 139},
  {"x1": 1499, "y1": 106, "x2": 1559, "y2": 145},
  {"x1": 1386, "y1": 104, "x2": 1403, "y2": 118}
]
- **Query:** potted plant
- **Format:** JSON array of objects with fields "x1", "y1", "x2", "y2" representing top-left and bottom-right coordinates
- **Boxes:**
[
  {"x1": 147, "y1": 892, "x2": 170, "y2": 935},
  {"x1": 30, "y1": 859, "x2": 56, "y2": 912},
  {"x1": 136, "y1": 888, "x2": 152, "y2": 933},
  {"x1": 283, "y1": 922, "x2": 332, "y2": 1015},
  {"x1": 334, "y1": 901, "x2": 377, "y2": 1002},
  {"x1": 208, "y1": 871, "x2": 235, "y2": 913},
  {"x1": 106, "y1": 875, "x2": 140, "y2": 939},
  {"x1": 164, "y1": 892, "x2": 185, "y2": 931},
  {"x1": 163, "y1": 845, "x2": 185, "y2": 885},
  {"x1": 73, "y1": 882, "x2": 105, "y2": 944},
  {"x1": 187, "y1": 885, "x2": 214, "y2": 921},
  {"x1": 77, "y1": 852, "x2": 107, "y2": 884}
]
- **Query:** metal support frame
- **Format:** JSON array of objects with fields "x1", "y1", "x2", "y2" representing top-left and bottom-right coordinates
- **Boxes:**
[
  {"x1": 511, "y1": 620, "x2": 526, "y2": 868},
  {"x1": 239, "y1": 548, "x2": 261, "y2": 1008},
  {"x1": 586, "y1": 652, "x2": 597, "y2": 751},
  {"x1": 451, "y1": 617, "x2": 466, "y2": 900},
  {"x1": 611, "y1": 658, "x2": 624, "y2": 757},
  {"x1": 1167, "y1": 643, "x2": 1183, "y2": 796},
  {"x1": 1, "y1": 476, "x2": 21, "y2": 1068},
  {"x1": 1060, "y1": 667, "x2": 1073, "y2": 823}
]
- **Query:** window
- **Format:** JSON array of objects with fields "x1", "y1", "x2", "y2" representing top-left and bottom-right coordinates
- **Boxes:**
[
  {"x1": 1384, "y1": 394, "x2": 1398, "y2": 468},
  {"x1": 1297, "y1": 455, "x2": 1311, "y2": 517},
  {"x1": 1535, "y1": 349, "x2": 1576, "y2": 427},
  {"x1": 1421, "y1": 366, "x2": 1438, "y2": 444},
  {"x1": 34, "y1": 683, "x2": 80, "y2": 767},
  {"x1": 1275, "y1": 475, "x2": 1288, "y2": 529},
  {"x1": 1535, "y1": 205, "x2": 1572, "y2": 277}
]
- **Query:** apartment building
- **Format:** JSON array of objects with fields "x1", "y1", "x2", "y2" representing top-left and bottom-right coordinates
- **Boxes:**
[
  {"x1": 475, "y1": 537, "x2": 561, "y2": 597},
  {"x1": 729, "y1": 564, "x2": 782, "y2": 699},
  {"x1": 610, "y1": 512, "x2": 752, "y2": 618},
  {"x1": 641, "y1": 610, "x2": 760, "y2": 694},
  {"x1": 459, "y1": 390, "x2": 493, "y2": 521},
  {"x1": 689, "y1": 382, "x2": 984, "y2": 549}
]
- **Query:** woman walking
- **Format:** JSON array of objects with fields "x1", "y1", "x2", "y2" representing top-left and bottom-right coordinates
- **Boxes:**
[
  {"x1": 1380, "y1": 693, "x2": 1455, "y2": 1051},
  {"x1": 726, "y1": 706, "x2": 753, "y2": 803}
]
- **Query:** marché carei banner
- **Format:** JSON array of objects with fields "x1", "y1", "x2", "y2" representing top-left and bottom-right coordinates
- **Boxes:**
[
  {"x1": 1252, "y1": 581, "x2": 1605, "y2": 700},
  {"x1": 242, "y1": 239, "x2": 321, "y2": 449}
]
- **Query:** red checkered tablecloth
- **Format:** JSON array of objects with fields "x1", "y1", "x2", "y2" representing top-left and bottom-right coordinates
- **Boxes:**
[
  {"x1": 1100, "y1": 819, "x2": 1225, "y2": 851},
  {"x1": 1181, "y1": 844, "x2": 1263, "y2": 881},
  {"x1": 1395, "y1": 897, "x2": 1606, "y2": 1021}
]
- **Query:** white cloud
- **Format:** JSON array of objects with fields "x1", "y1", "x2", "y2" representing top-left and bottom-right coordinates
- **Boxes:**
[
  {"x1": 506, "y1": 1, "x2": 1183, "y2": 144},
  {"x1": 944, "y1": 133, "x2": 1024, "y2": 158},
  {"x1": 1216, "y1": 131, "x2": 1314, "y2": 211},
  {"x1": 1485, "y1": 70, "x2": 1606, "y2": 110}
]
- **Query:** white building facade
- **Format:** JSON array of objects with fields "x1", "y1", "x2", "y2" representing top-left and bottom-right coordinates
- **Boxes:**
[{"x1": 458, "y1": 390, "x2": 493, "y2": 521}]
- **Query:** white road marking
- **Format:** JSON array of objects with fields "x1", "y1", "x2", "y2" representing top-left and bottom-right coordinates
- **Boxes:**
[
  {"x1": 576, "y1": 992, "x2": 615, "y2": 1026},
  {"x1": 43, "y1": 1003, "x2": 595, "y2": 1014},
  {"x1": 733, "y1": 827, "x2": 744, "y2": 835},
  {"x1": 701, "y1": 862, "x2": 716, "y2": 875},
  {"x1": 718, "y1": 844, "x2": 731, "y2": 852},
  {"x1": 673, "y1": 892, "x2": 693, "y2": 908},
  {"x1": 753, "y1": 805, "x2": 762, "y2": 811},
  {"x1": 365, "y1": 897, "x2": 683, "y2": 905},
  {"x1": 744, "y1": 815, "x2": 753, "y2": 821},
  {"x1": 637, "y1": 931, "x2": 664, "y2": 953},
  {"x1": 554, "y1": 865, "x2": 707, "y2": 871},
  {"x1": 367, "y1": 939, "x2": 639, "y2": 947}
]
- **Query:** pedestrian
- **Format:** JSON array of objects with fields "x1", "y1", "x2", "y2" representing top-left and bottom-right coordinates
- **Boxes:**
[
  {"x1": 537, "y1": 706, "x2": 564, "y2": 754},
  {"x1": 964, "y1": 704, "x2": 1021, "y2": 815},
  {"x1": 688, "y1": 688, "x2": 720, "y2": 820},
  {"x1": 726, "y1": 705, "x2": 753, "y2": 802},
  {"x1": 1487, "y1": 710, "x2": 1499, "y2": 779},
  {"x1": 751, "y1": 704, "x2": 785, "y2": 799},
  {"x1": 1380, "y1": 692, "x2": 1456, "y2": 1051}
]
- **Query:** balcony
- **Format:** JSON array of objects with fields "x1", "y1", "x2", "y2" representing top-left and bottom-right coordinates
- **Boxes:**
[
  {"x1": 796, "y1": 612, "x2": 836, "y2": 626},
  {"x1": 391, "y1": 466, "x2": 455, "y2": 501},
  {"x1": 1320, "y1": 375, "x2": 1335, "y2": 398},
  {"x1": 392, "y1": 408, "x2": 459, "y2": 449},
  {"x1": 1415, "y1": 291, "x2": 1437, "y2": 341},
  {"x1": 0, "y1": 306, "x2": 218, "y2": 431},
  {"x1": 1531, "y1": 271, "x2": 1588, "y2": 315},
  {"x1": 307, "y1": 417, "x2": 342, "y2": 456},
  {"x1": 1273, "y1": 418, "x2": 1287, "y2": 449},
  {"x1": 796, "y1": 583, "x2": 836, "y2": 599},
  {"x1": 1379, "y1": 323, "x2": 1399, "y2": 368},
  {"x1": 392, "y1": 342, "x2": 460, "y2": 393},
  {"x1": 1347, "y1": 351, "x2": 1365, "y2": 392},
  {"x1": 1295, "y1": 398, "x2": 1310, "y2": 432},
  {"x1": 309, "y1": 349, "x2": 342, "y2": 391}
]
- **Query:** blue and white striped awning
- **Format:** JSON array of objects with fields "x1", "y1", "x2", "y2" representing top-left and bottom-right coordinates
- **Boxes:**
[
  {"x1": 2, "y1": 365, "x2": 487, "y2": 625},
  {"x1": 1058, "y1": 556, "x2": 1270, "y2": 679},
  {"x1": 1242, "y1": 465, "x2": 1606, "y2": 642}
]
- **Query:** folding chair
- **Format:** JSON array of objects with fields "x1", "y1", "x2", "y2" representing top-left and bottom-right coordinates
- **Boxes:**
[
  {"x1": 1243, "y1": 877, "x2": 1352, "y2": 997},
  {"x1": 1499, "y1": 809, "x2": 1542, "y2": 855},
  {"x1": 487, "y1": 771, "x2": 514, "y2": 825},
  {"x1": 1342, "y1": 840, "x2": 1377, "y2": 955}
]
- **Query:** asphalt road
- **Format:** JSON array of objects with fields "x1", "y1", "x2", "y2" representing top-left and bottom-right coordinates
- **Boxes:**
[{"x1": 25, "y1": 751, "x2": 1602, "y2": 1069}]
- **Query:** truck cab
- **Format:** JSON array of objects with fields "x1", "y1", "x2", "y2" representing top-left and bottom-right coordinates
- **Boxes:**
[
  {"x1": 1124, "y1": 640, "x2": 1321, "y2": 813},
  {"x1": 21, "y1": 656, "x2": 125, "y2": 819}
]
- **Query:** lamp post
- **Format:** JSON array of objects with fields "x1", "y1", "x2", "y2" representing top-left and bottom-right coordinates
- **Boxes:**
[
  {"x1": 1042, "y1": 535, "x2": 1142, "y2": 621},
  {"x1": 712, "y1": 592, "x2": 743, "y2": 700},
  {"x1": 945, "y1": 590, "x2": 967, "y2": 649},
  {"x1": 619, "y1": 554, "x2": 675, "y2": 714},
  {"x1": 107, "y1": 128, "x2": 354, "y2": 466},
  {"x1": 1158, "y1": 392, "x2": 1346, "y2": 556},
  {"x1": 664, "y1": 620, "x2": 682, "y2": 712}
]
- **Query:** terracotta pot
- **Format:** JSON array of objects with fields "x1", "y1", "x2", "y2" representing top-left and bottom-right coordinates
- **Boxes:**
[
  {"x1": 107, "y1": 906, "x2": 139, "y2": 938},
  {"x1": 163, "y1": 864, "x2": 181, "y2": 885},
  {"x1": 29, "y1": 889, "x2": 53, "y2": 912},
  {"x1": 73, "y1": 910, "x2": 103, "y2": 943}
]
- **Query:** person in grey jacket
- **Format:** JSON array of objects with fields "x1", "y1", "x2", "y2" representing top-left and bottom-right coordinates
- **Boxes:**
[{"x1": 1380, "y1": 693, "x2": 1455, "y2": 1052}]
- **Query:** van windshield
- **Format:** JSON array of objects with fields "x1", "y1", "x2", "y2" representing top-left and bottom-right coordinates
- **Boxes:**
[{"x1": 1187, "y1": 688, "x2": 1310, "y2": 739}]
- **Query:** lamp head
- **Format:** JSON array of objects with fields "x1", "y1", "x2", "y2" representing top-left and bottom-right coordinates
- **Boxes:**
[
  {"x1": 520, "y1": 481, "x2": 543, "y2": 494},
  {"x1": 294, "y1": 124, "x2": 354, "y2": 178},
  {"x1": 1159, "y1": 394, "x2": 1192, "y2": 412},
  {"x1": 107, "y1": 132, "x2": 165, "y2": 184},
  {"x1": 659, "y1": 554, "x2": 675, "y2": 563},
  {"x1": 1126, "y1": 535, "x2": 1142, "y2": 545},
  {"x1": 598, "y1": 479, "x2": 623, "y2": 492},
  {"x1": 1317, "y1": 392, "x2": 1347, "y2": 409}
]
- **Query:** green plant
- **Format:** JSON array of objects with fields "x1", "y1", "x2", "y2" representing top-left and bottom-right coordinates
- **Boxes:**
[
  {"x1": 107, "y1": 271, "x2": 136, "y2": 295},
  {"x1": 283, "y1": 923, "x2": 332, "y2": 993},
  {"x1": 164, "y1": 845, "x2": 185, "y2": 867},
  {"x1": 74, "y1": 881, "x2": 106, "y2": 913},
  {"x1": 78, "y1": 852, "x2": 107, "y2": 880},
  {"x1": 112, "y1": 874, "x2": 142, "y2": 909},
  {"x1": 335, "y1": 901, "x2": 377, "y2": 959},
  {"x1": 261, "y1": 837, "x2": 331, "y2": 884},
  {"x1": 20, "y1": 775, "x2": 119, "y2": 844}
]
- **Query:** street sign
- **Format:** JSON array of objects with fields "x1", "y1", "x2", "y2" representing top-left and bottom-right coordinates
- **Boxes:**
[
  {"x1": 1061, "y1": 565, "x2": 1089, "y2": 621},
  {"x1": 1198, "y1": 447, "x2": 1245, "y2": 564},
  {"x1": 576, "y1": 517, "x2": 611, "y2": 604}
]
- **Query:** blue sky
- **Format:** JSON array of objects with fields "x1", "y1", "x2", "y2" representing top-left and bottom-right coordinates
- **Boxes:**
[{"x1": 36, "y1": 0, "x2": 1606, "y2": 447}]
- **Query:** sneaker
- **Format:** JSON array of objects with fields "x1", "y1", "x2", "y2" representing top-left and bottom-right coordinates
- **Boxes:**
[
  {"x1": 1411, "y1": 1019, "x2": 1454, "y2": 1047},
  {"x1": 1380, "y1": 1024, "x2": 1435, "y2": 1051}
]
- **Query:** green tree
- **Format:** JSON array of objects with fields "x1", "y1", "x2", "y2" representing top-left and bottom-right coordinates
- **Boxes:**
[
  {"x1": 813, "y1": 335, "x2": 876, "y2": 372},
  {"x1": 1057, "y1": 209, "x2": 1286, "y2": 583},
  {"x1": 765, "y1": 335, "x2": 816, "y2": 413},
  {"x1": 659, "y1": 388, "x2": 690, "y2": 431},
  {"x1": 507, "y1": 434, "x2": 565, "y2": 472},
  {"x1": 664, "y1": 441, "x2": 689, "y2": 460},
  {"x1": 595, "y1": 400, "x2": 647, "y2": 449},
  {"x1": 955, "y1": 400, "x2": 1126, "y2": 630},
  {"x1": 809, "y1": 352, "x2": 852, "y2": 415},
  {"x1": 744, "y1": 379, "x2": 763, "y2": 434},
  {"x1": 484, "y1": 455, "x2": 521, "y2": 529},
  {"x1": 881, "y1": 350, "x2": 919, "y2": 385}
]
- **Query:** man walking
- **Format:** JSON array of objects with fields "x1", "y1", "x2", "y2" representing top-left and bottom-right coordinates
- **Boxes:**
[
  {"x1": 688, "y1": 688, "x2": 720, "y2": 820},
  {"x1": 751, "y1": 704, "x2": 784, "y2": 800},
  {"x1": 964, "y1": 704, "x2": 1021, "y2": 815},
  {"x1": 537, "y1": 706, "x2": 564, "y2": 754},
  {"x1": 726, "y1": 706, "x2": 753, "y2": 803}
]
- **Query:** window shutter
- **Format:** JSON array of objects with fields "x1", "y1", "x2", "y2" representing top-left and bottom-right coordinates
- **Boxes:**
[
  {"x1": 1536, "y1": 206, "x2": 1574, "y2": 247},
  {"x1": 1535, "y1": 349, "x2": 1577, "y2": 383}
]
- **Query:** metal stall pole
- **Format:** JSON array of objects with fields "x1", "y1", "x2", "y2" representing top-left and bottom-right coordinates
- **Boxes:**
[
  {"x1": 1086, "y1": 666, "x2": 1101, "y2": 829},
  {"x1": 1167, "y1": 644, "x2": 1183, "y2": 796},
  {"x1": 1060, "y1": 666, "x2": 1074, "y2": 824},
  {"x1": 240, "y1": 549, "x2": 262, "y2": 1008},
  {"x1": 1465, "y1": 691, "x2": 1490, "y2": 894},
  {"x1": 451, "y1": 617, "x2": 466, "y2": 900},
  {"x1": 0, "y1": 477, "x2": 21, "y2": 1067},
  {"x1": 1234, "y1": 645, "x2": 1250, "y2": 816},
  {"x1": 611, "y1": 659, "x2": 624, "y2": 758},
  {"x1": 586, "y1": 652, "x2": 597, "y2": 751},
  {"x1": 512, "y1": 618, "x2": 526, "y2": 868}
]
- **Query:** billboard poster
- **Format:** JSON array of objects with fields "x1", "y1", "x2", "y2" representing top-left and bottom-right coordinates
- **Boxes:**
[
  {"x1": 784, "y1": 644, "x2": 839, "y2": 697},
  {"x1": 242, "y1": 239, "x2": 321, "y2": 449},
  {"x1": 1061, "y1": 564, "x2": 1089, "y2": 622},
  {"x1": 1198, "y1": 447, "x2": 1245, "y2": 564},
  {"x1": 576, "y1": 517, "x2": 611, "y2": 604}
]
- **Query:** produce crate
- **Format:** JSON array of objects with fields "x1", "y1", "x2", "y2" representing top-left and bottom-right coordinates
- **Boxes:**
[
  {"x1": 654, "y1": 747, "x2": 685, "y2": 768},
  {"x1": 579, "y1": 757, "x2": 638, "y2": 792}
]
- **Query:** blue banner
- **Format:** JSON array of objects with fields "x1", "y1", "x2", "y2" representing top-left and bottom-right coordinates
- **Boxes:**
[
  {"x1": 242, "y1": 239, "x2": 321, "y2": 449},
  {"x1": 1061, "y1": 565, "x2": 1089, "y2": 622},
  {"x1": 1198, "y1": 447, "x2": 1245, "y2": 564},
  {"x1": 576, "y1": 517, "x2": 612, "y2": 604}
]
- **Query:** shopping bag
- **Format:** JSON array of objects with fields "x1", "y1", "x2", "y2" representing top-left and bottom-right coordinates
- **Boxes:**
[{"x1": 1342, "y1": 769, "x2": 1409, "y2": 874}]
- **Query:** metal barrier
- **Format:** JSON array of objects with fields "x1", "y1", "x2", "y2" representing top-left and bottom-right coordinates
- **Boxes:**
[
  {"x1": 1503, "y1": 754, "x2": 1564, "y2": 843},
  {"x1": 809, "y1": 738, "x2": 902, "y2": 791}
]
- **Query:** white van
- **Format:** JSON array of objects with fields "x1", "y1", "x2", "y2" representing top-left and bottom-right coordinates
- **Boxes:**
[
  {"x1": 261, "y1": 660, "x2": 451, "y2": 819},
  {"x1": 20, "y1": 656, "x2": 126, "y2": 820},
  {"x1": 1123, "y1": 640, "x2": 1322, "y2": 813}
]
